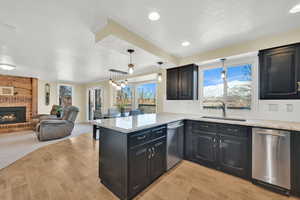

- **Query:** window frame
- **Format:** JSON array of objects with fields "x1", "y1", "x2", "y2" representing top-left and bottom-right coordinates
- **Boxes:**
[
  {"x1": 200, "y1": 57, "x2": 256, "y2": 110},
  {"x1": 113, "y1": 80, "x2": 158, "y2": 113},
  {"x1": 86, "y1": 86, "x2": 104, "y2": 121},
  {"x1": 135, "y1": 81, "x2": 158, "y2": 113}
]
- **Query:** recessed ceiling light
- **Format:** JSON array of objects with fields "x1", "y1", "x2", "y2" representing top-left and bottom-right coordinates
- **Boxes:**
[
  {"x1": 290, "y1": 4, "x2": 300, "y2": 13},
  {"x1": 181, "y1": 41, "x2": 190, "y2": 47},
  {"x1": 0, "y1": 63, "x2": 16, "y2": 70},
  {"x1": 148, "y1": 12, "x2": 160, "y2": 21}
]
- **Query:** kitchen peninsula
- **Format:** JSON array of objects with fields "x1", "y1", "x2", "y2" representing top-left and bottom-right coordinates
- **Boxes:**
[{"x1": 93, "y1": 113, "x2": 300, "y2": 200}]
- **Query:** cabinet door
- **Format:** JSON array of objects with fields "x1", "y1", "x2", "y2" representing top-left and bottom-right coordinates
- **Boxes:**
[
  {"x1": 150, "y1": 138, "x2": 166, "y2": 181},
  {"x1": 128, "y1": 144, "x2": 150, "y2": 198},
  {"x1": 191, "y1": 132, "x2": 217, "y2": 168},
  {"x1": 166, "y1": 68, "x2": 178, "y2": 100},
  {"x1": 260, "y1": 45, "x2": 300, "y2": 99},
  {"x1": 178, "y1": 65, "x2": 196, "y2": 100},
  {"x1": 218, "y1": 135, "x2": 249, "y2": 178},
  {"x1": 178, "y1": 66, "x2": 194, "y2": 100}
]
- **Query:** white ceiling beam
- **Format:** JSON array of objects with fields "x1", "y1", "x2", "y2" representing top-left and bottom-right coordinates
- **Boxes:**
[{"x1": 95, "y1": 19, "x2": 179, "y2": 65}]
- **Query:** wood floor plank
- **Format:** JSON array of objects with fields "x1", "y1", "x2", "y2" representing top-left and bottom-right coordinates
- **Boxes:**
[{"x1": 0, "y1": 133, "x2": 298, "y2": 200}]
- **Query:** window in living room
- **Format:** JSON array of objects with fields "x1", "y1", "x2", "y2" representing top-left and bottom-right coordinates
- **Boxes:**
[
  {"x1": 137, "y1": 82, "x2": 157, "y2": 113},
  {"x1": 115, "y1": 85, "x2": 134, "y2": 112}
]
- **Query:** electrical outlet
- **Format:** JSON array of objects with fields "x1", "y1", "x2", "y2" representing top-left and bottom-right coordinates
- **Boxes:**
[
  {"x1": 268, "y1": 104, "x2": 278, "y2": 112},
  {"x1": 286, "y1": 104, "x2": 293, "y2": 112}
]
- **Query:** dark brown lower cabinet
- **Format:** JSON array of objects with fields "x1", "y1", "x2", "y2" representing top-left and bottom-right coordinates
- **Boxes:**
[
  {"x1": 189, "y1": 131, "x2": 217, "y2": 168},
  {"x1": 128, "y1": 144, "x2": 150, "y2": 198},
  {"x1": 218, "y1": 135, "x2": 249, "y2": 178},
  {"x1": 185, "y1": 121, "x2": 250, "y2": 179},
  {"x1": 128, "y1": 137, "x2": 166, "y2": 198},
  {"x1": 149, "y1": 139, "x2": 166, "y2": 181},
  {"x1": 100, "y1": 126, "x2": 166, "y2": 200}
]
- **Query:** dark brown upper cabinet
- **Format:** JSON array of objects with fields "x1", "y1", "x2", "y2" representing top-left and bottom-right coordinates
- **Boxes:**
[
  {"x1": 166, "y1": 64, "x2": 198, "y2": 100},
  {"x1": 259, "y1": 43, "x2": 300, "y2": 99}
]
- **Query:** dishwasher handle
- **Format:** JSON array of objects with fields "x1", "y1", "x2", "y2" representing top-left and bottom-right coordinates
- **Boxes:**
[
  {"x1": 167, "y1": 122, "x2": 184, "y2": 129},
  {"x1": 254, "y1": 129, "x2": 290, "y2": 137}
]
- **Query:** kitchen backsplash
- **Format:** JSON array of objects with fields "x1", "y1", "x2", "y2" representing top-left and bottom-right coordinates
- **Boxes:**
[{"x1": 163, "y1": 100, "x2": 300, "y2": 122}]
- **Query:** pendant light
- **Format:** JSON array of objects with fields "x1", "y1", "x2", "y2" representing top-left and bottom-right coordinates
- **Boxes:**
[
  {"x1": 127, "y1": 49, "x2": 135, "y2": 74},
  {"x1": 109, "y1": 71, "x2": 113, "y2": 85},
  {"x1": 221, "y1": 58, "x2": 226, "y2": 79},
  {"x1": 157, "y1": 61, "x2": 163, "y2": 82}
]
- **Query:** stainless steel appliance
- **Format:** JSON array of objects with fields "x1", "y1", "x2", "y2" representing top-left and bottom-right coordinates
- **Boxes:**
[
  {"x1": 252, "y1": 128, "x2": 291, "y2": 193},
  {"x1": 167, "y1": 121, "x2": 184, "y2": 170}
]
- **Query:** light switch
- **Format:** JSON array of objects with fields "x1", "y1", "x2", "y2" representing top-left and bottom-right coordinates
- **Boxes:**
[
  {"x1": 286, "y1": 104, "x2": 293, "y2": 112},
  {"x1": 268, "y1": 104, "x2": 278, "y2": 112}
]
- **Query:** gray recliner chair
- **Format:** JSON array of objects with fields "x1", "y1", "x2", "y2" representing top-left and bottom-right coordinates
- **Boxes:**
[{"x1": 36, "y1": 106, "x2": 79, "y2": 141}]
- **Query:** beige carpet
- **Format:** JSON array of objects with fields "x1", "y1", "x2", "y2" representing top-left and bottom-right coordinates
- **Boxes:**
[{"x1": 0, "y1": 123, "x2": 93, "y2": 169}]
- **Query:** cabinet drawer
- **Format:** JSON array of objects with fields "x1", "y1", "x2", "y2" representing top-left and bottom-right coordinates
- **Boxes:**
[
  {"x1": 151, "y1": 126, "x2": 166, "y2": 140},
  {"x1": 218, "y1": 124, "x2": 248, "y2": 137},
  {"x1": 192, "y1": 122, "x2": 217, "y2": 133},
  {"x1": 129, "y1": 130, "x2": 152, "y2": 147}
]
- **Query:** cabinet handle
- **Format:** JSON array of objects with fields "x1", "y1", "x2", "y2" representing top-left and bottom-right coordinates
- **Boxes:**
[
  {"x1": 137, "y1": 135, "x2": 146, "y2": 140},
  {"x1": 148, "y1": 148, "x2": 152, "y2": 159},
  {"x1": 152, "y1": 147, "x2": 155, "y2": 158},
  {"x1": 219, "y1": 139, "x2": 223, "y2": 148},
  {"x1": 298, "y1": 82, "x2": 300, "y2": 92}
]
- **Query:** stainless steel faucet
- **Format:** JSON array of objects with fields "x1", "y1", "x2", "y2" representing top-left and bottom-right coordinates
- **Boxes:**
[
  {"x1": 217, "y1": 100, "x2": 226, "y2": 118},
  {"x1": 203, "y1": 99, "x2": 227, "y2": 118}
]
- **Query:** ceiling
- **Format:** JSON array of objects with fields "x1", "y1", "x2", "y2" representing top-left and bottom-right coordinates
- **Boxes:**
[
  {"x1": 102, "y1": 0, "x2": 300, "y2": 57},
  {"x1": 0, "y1": 0, "x2": 300, "y2": 83}
]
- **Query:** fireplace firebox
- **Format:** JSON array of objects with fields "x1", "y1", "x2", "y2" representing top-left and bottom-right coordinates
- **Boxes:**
[{"x1": 0, "y1": 107, "x2": 26, "y2": 124}]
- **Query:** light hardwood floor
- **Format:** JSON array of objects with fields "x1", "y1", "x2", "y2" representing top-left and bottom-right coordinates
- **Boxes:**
[{"x1": 0, "y1": 133, "x2": 298, "y2": 200}]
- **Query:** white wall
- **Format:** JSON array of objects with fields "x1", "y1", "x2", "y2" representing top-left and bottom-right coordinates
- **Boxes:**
[
  {"x1": 38, "y1": 80, "x2": 58, "y2": 115},
  {"x1": 37, "y1": 80, "x2": 85, "y2": 122},
  {"x1": 162, "y1": 55, "x2": 300, "y2": 122}
]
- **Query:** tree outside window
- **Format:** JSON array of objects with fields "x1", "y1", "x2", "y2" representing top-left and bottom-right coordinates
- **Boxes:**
[
  {"x1": 203, "y1": 64, "x2": 252, "y2": 109},
  {"x1": 137, "y1": 83, "x2": 157, "y2": 113}
]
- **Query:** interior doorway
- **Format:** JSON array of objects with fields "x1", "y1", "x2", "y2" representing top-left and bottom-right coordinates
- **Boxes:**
[{"x1": 88, "y1": 87, "x2": 102, "y2": 120}]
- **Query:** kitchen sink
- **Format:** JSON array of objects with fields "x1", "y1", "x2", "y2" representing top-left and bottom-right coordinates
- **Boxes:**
[{"x1": 201, "y1": 116, "x2": 247, "y2": 122}]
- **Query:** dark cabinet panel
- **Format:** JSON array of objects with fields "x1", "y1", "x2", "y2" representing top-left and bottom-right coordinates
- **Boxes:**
[
  {"x1": 218, "y1": 135, "x2": 249, "y2": 178},
  {"x1": 190, "y1": 131, "x2": 217, "y2": 168},
  {"x1": 166, "y1": 64, "x2": 198, "y2": 100},
  {"x1": 149, "y1": 138, "x2": 166, "y2": 181},
  {"x1": 128, "y1": 126, "x2": 166, "y2": 199},
  {"x1": 166, "y1": 68, "x2": 179, "y2": 100},
  {"x1": 178, "y1": 65, "x2": 198, "y2": 100},
  {"x1": 259, "y1": 43, "x2": 300, "y2": 99},
  {"x1": 185, "y1": 121, "x2": 250, "y2": 179},
  {"x1": 128, "y1": 144, "x2": 150, "y2": 198},
  {"x1": 185, "y1": 121, "x2": 215, "y2": 163}
]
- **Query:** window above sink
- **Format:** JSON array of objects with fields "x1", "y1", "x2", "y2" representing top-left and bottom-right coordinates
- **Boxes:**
[{"x1": 202, "y1": 63, "x2": 252, "y2": 110}]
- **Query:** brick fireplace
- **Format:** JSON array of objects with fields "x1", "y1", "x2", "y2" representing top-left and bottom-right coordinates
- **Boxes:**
[
  {"x1": 0, "y1": 75, "x2": 38, "y2": 133},
  {"x1": 0, "y1": 107, "x2": 26, "y2": 124}
]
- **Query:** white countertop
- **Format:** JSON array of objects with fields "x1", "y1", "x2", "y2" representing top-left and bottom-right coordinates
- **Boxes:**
[{"x1": 91, "y1": 113, "x2": 300, "y2": 133}]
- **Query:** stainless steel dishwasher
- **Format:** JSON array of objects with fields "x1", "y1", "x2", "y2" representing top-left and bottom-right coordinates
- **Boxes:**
[
  {"x1": 167, "y1": 121, "x2": 184, "y2": 170},
  {"x1": 252, "y1": 128, "x2": 291, "y2": 194}
]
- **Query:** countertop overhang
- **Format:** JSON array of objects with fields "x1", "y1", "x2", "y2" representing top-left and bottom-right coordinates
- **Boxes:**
[{"x1": 90, "y1": 113, "x2": 300, "y2": 133}]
